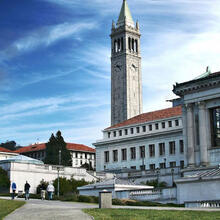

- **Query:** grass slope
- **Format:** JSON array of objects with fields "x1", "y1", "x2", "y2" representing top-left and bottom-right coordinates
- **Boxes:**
[
  {"x1": 84, "y1": 208, "x2": 220, "y2": 220},
  {"x1": 0, "y1": 199, "x2": 25, "y2": 220}
]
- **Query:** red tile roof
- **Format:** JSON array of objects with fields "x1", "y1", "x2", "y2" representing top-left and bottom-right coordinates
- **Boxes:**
[
  {"x1": 15, "y1": 143, "x2": 95, "y2": 154},
  {"x1": 106, "y1": 106, "x2": 182, "y2": 130},
  {"x1": 0, "y1": 147, "x2": 13, "y2": 153}
]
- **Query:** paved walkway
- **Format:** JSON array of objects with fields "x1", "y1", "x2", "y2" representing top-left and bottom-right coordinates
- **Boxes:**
[
  {"x1": 1, "y1": 197, "x2": 97, "y2": 220},
  {"x1": 1, "y1": 197, "x2": 220, "y2": 220}
]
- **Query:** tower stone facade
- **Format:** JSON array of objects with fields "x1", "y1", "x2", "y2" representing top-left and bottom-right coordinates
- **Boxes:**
[{"x1": 111, "y1": 0, "x2": 143, "y2": 126}]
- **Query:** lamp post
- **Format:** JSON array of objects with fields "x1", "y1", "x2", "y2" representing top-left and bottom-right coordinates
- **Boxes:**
[
  {"x1": 156, "y1": 168, "x2": 160, "y2": 188},
  {"x1": 171, "y1": 168, "x2": 174, "y2": 187},
  {"x1": 141, "y1": 148, "x2": 145, "y2": 170},
  {"x1": 57, "y1": 150, "x2": 61, "y2": 197}
]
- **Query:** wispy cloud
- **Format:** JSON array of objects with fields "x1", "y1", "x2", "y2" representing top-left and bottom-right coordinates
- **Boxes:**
[{"x1": 1, "y1": 21, "x2": 97, "y2": 60}]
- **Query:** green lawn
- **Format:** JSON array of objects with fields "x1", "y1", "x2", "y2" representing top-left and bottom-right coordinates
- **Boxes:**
[
  {"x1": 0, "y1": 199, "x2": 25, "y2": 220},
  {"x1": 84, "y1": 208, "x2": 220, "y2": 220}
]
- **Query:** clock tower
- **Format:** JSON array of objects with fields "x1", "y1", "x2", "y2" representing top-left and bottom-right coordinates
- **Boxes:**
[{"x1": 111, "y1": 0, "x2": 143, "y2": 126}]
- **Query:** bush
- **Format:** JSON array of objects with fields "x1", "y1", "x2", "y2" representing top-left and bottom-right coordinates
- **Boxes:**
[
  {"x1": 0, "y1": 167, "x2": 10, "y2": 190},
  {"x1": 78, "y1": 195, "x2": 95, "y2": 203},
  {"x1": 141, "y1": 179, "x2": 167, "y2": 188},
  {"x1": 36, "y1": 180, "x2": 49, "y2": 194},
  {"x1": 52, "y1": 177, "x2": 91, "y2": 196}
]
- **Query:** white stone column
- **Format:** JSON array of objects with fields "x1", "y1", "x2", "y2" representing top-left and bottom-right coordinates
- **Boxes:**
[
  {"x1": 198, "y1": 101, "x2": 209, "y2": 166},
  {"x1": 186, "y1": 103, "x2": 195, "y2": 167}
]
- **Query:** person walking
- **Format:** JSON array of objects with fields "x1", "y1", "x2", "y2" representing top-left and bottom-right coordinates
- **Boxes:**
[
  {"x1": 24, "y1": 181, "x2": 30, "y2": 200},
  {"x1": 47, "y1": 182, "x2": 55, "y2": 200},
  {"x1": 11, "y1": 182, "x2": 17, "y2": 200}
]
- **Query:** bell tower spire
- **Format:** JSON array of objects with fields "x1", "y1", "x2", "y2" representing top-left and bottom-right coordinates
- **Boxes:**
[
  {"x1": 110, "y1": 0, "x2": 143, "y2": 126},
  {"x1": 117, "y1": 0, "x2": 134, "y2": 27}
]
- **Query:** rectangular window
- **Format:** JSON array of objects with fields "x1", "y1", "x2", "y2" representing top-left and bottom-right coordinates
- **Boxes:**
[
  {"x1": 113, "y1": 150, "x2": 118, "y2": 162},
  {"x1": 149, "y1": 124, "x2": 152, "y2": 131},
  {"x1": 108, "y1": 132, "x2": 111, "y2": 138},
  {"x1": 113, "y1": 131, "x2": 116, "y2": 137},
  {"x1": 155, "y1": 123, "x2": 159, "y2": 130},
  {"x1": 121, "y1": 149, "x2": 127, "y2": 161},
  {"x1": 130, "y1": 147, "x2": 136, "y2": 159},
  {"x1": 170, "y1": 161, "x2": 176, "y2": 168},
  {"x1": 131, "y1": 166, "x2": 136, "y2": 170},
  {"x1": 175, "y1": 120, "x2": 179, "y2": 126},
  {"x1": 104, "y1": 151, "x2": 109, "y2": 163},
  {"x1": 179, "y1": 140, "x2": 184, "y2": 153},
  {"x1": 149, "y1": 164, "x2": 155, "y2": 170},
  {"x1": 149, "y1": 144, "x2": 155, "y2": 157},
  {"x1": 211, "y1": 107, "x2": 220, "y2": 147},
  {"x1": 139, "y1": 146, "x2": 145, "y2": 158},
  {"x1": 125, "y1": 129, "x2": 128, "y2": 135},
  {"x1": 119, "y1": 130, "x2": 122, "y2": 136},
  {"x1": 136, "y1": 127, "x2": 140, "y2": 133},
  {"x1": 169, "y1": 141, "x2": 176, "y2": 155},
  {"x1": 140, "y1": 165, "x2": 145, "y2": 170},
  {"x1": 168, "y1": 121, "x2": 172, "y2": 127},
  {"x1": 162, "y1": 122, "x2": 165, "y2": 129},
  {"x1": 142, "y1": 126, "x2": 146, "y2": 132},
  {"x1": 76, "y1": 152, "x2": 78, "y2": 158},
  {"x1": 130, "y1": 128, "x2": 134, "y2": 134},
  {"x1": 180, "y1": 160, "x2": 184, "y2": 169},
  {"x1": 159, "y1": 143, "x2": 165, "y2": 156},
  {"x1": 159, "y1": 163, "x2": 166, "y2": 169}
]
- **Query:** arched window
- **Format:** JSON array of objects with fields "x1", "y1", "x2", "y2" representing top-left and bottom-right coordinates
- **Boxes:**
[
  {"x1": 132, "y1": 38, "x2": 134, "y2": 51},
  {"x1": 118, "y1": 39, "x2": 121, "y2": 52},
  {"x1": 121, "y1": 37, "x2": 123, "y2": 51},
  {"x1": 128, "y1": 37, "x2": 131, "y2": 50},
  {"x1": 114, "y1": 40, "x2": 117, "y2": 52},
  {"x1": 135, "y1": 39, "x2": 138, "y2": 53}
]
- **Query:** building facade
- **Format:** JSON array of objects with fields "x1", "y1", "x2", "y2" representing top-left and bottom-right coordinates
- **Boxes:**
[
  {"x1": 173, "y1": 70, "x2": 220, "y2": 167},
  {"x1": 95, "y1": 106, "x2": 186, "y2": 172},
  {"x1": 111, "y1": 0, "x2": 142, "y2": 126},
  {"x1": 15, "y1": 143, "x2": 96, "y2": 169}
]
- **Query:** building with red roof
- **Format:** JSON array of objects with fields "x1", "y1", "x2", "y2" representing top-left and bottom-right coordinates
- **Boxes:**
[
  {"x1": 94, "y1": 105, "x2": 185, "y2": 172},
  {"x1": 15, "y1": 142, "x2": 95, "y2": 169}
]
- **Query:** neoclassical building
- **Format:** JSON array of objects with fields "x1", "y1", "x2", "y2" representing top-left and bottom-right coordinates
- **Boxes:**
[
  {"x1": 173, "y1": 69, "x2": 220, "y2": 167},
  {"x1": 94, "y1": 0, "x2": 220, "y2": 176}
]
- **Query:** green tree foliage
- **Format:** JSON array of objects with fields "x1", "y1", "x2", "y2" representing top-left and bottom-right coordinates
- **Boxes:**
[
  {"x1": 0, "y1": 141, "x2": 16, "y2": 151},
  {"x1": 44, "y1": 131, "x2": 72, "y2": 166},
  {"x1": 0, "y1": 167, "x2": 10, "y2": 188},
  {"x1": 53, "y1": 177, "x2": 90, "y2": 196},
  {"x1": 36, "y1": 179, "x2": 49, "y2": 194}
]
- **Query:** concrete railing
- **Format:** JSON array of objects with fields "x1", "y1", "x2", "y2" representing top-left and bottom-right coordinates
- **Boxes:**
[
  {"x1": 185, "y1": 200, "x2": 220, "y2": 208},
  {"x1": 129, "y1": 189, "x2": 162, "y2": 201}
]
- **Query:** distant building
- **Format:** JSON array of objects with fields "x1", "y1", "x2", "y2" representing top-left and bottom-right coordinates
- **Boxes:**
[
  {"x1": 95, "y1": 106, "x2": 185, "y2": 172},
  {"x1": 0, "y1": 155, "x2": 98, "y2": 194},
  {"x1": 0, "y1": 147, "x2": 18, "y2": 160},
  {"x1": 15, "y1": 143, "x2": 96, "y2": 169}
]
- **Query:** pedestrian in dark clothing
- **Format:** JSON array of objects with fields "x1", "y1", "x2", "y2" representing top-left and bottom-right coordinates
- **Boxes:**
[
  {"x1": 24, "y1": 181, "x2": 30, "y2": 200},
  {"x1": 11, "y1": 182, "x2": 17, "y2": 200}
]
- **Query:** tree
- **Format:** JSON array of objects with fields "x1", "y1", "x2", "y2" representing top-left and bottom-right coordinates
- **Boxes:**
[
  {"x1": 44, "y1": 131, "x2": 72, "y2": 166},
  {"x1": 0, "y1": 167, "x2": 10, "y2": 192},
  {"x1": 0, "y1": 141, "x2": 16, "y2": 151}
]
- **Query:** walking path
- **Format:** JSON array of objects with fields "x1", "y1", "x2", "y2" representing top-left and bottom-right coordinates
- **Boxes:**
[
  {"x1": 1, "y1": 197, "x2": 97, "y2": 220},
  {"x1": 1, "y1": 197, "x2": 220, "y2": 220}
]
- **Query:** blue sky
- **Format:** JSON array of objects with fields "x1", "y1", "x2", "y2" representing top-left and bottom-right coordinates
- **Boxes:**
[{"x1": 0, "y1": 0, "x2": 220, "y2": 147}]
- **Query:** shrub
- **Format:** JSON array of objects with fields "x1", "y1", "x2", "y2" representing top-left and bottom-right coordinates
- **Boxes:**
[
  {"x1": 78, "y1": 195, "x2": 95, "y2": 203},
  {"x1": 0, "y1": 167, "x2": 10, "y2": 192},
  {"x1": 36, "y1": 179, "x2": 49, "y2": 194}
]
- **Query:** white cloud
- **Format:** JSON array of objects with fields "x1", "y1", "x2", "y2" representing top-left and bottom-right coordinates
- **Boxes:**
[{"x1": 14, "y1": 22, "x2": 97, "y2": 53}]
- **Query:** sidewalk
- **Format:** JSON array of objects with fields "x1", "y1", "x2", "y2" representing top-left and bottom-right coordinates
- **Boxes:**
[
  {"x1": 1, "y1": 196, "x2": 220, "y2": 220},
  {"x1": 1, "y1": 197, "x2": 97, "y2": 220}
]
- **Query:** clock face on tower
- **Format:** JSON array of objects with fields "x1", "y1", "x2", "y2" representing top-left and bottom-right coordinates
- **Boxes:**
[
  {"x1": 131, "y1": 63, "x2": 138, "y2": 72},
  {"x1": 114, "y1": 61, "x2": 122, "y2": 72}
]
